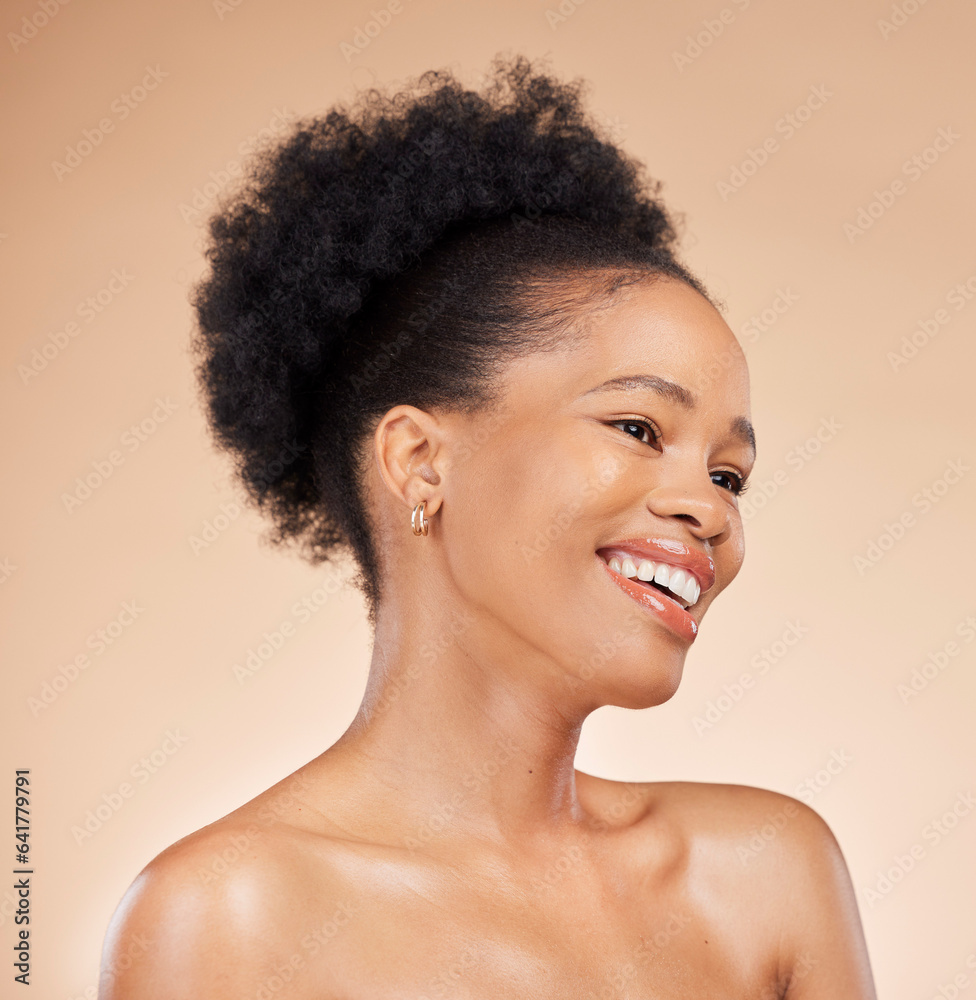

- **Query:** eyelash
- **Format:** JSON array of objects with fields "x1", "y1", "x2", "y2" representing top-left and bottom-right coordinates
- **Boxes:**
[
  {"x1": 613, "y1": 417, "x2": 661, "y2": 447},
  {"x1": 610, "y1": 418, "x2": 751, "y2": 497}
]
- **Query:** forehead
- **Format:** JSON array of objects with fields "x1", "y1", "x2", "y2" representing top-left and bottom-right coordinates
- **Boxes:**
[{"x1": 574, "y1": 277, "x2": 748, "y2": 398}]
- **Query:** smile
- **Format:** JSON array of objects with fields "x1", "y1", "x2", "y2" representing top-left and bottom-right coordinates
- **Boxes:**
[
  {"x1": 600, "y1": 553, "x2": 700, "y2": 608},
  {"x1": 595, "y1": 539, "x2": 716, "y2": 643}
]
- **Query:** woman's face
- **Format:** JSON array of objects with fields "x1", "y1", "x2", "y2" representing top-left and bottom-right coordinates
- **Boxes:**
[{"x1": 436, "y1": 275, "x2": 755, "y2": 710}]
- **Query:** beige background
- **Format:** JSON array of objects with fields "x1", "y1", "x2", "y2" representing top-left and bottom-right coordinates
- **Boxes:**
[{"x1": 2, "y1": 0, "x2": 974, "y2": 995}]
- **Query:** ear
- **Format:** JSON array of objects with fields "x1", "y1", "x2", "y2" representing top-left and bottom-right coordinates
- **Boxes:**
[{"x1": 372, "y1": 405, "x2": 445, "y2": 518}]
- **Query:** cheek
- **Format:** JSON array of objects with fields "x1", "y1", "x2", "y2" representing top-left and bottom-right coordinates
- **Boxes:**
[
  {"x1": 442, "y1": 434, "x2": 620, "y2": 604},
  {"x1": 502, "y1": 444, "x2": 626, "y2": 572},
  {"x1": 714, "y1": 517, "x2": 746, "y2": 593},
  {"x1": 439, "y1": 438, "x2": 693, "y2": 701}
]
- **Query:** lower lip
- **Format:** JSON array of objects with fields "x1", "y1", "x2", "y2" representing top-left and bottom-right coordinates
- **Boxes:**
[{"x1": 598, "y1": 557, "x2": 699, "y2": 643}]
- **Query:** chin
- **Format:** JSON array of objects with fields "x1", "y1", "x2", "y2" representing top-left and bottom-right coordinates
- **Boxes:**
[
  {"x1": 616, "y1": 670, "x2": 685, "y2": 710},
  {"x1": 568, "y1": 650, "x2": 686, "y2": 711}
]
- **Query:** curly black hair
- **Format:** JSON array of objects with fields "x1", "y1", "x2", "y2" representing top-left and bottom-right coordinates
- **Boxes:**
[{"x1": 189, "y1": 53, "x2": 708, "y2": 627}]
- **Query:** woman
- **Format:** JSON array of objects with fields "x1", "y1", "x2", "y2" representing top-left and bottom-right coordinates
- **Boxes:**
[{"x1": 100, "y1": 55, "x2": 877, "y2": 997}]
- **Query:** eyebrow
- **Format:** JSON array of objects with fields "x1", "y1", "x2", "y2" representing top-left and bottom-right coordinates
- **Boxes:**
[{"x1": 582, "y1": 373, "x2": 757, "y2": 455}]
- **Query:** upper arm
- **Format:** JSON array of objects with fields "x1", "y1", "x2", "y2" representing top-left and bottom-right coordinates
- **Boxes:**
[
  {"x1": 99, "y1": 847, "x2": 269, "y2": 997},
  {"x1": 98, "y1": 830, "x2": 328, "y2": 999},
  {"x1": 771, "y1": 800, "x2": 877, "y2": 999}
]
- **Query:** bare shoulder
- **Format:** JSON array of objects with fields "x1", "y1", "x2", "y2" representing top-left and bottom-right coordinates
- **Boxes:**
[
  {"x1": 626, "y1": 778, "x2": 877, "y2": 997},
  {"x1": 639, "y1": 778, "x2": 826, "y2": 846},
  {"x1": 651, "y1": 781, "x2": 859, "y2": 895},
  {"x1": 576, "y1": 770, "x2": 820, "y2": 843},
  {"x1": 99, "y1": 777, "x2": 348, "y2": 998}
]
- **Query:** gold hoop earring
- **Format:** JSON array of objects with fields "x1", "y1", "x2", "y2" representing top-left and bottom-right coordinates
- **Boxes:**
[{"x1": 411, "y1": 500, "x2": 430, "y2": 536}]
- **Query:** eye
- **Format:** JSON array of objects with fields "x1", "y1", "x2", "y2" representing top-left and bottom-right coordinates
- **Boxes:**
[
  {"x1": 611, "y1": 418, "x2": 661, "y2": 448},
  {"x1": 711, "y1": 469, "x2": 750, "y2": 496}
]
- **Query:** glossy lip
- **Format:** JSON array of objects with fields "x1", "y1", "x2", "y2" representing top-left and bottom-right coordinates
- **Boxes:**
[
  {"x1": 597, "y1": 555, "x2": 700, "y2": 643},
  {"x1": 594, "y1": 538, "x2": 716, "y2": 645},
  {"x1": 595, "y1": 537, "x2": 716, "y2": 595}
]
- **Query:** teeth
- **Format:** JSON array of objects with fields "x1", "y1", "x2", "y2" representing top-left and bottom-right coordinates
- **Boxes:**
[
  {"x1": 636, "y1": 559, "x2": 656, "y2": 581},
  {"x1": 602, "y1": 552, "x2": 700, "y2": 609}
]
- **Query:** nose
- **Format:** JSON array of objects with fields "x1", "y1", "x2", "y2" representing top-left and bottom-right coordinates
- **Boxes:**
[{"x1": 644, "y1": 470, "x2": 731, "y2": 541}]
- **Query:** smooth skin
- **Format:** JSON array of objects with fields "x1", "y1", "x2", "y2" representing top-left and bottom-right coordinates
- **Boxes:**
[{"x1": 100, "y1": 276, "x2": 877, "y2": 998}]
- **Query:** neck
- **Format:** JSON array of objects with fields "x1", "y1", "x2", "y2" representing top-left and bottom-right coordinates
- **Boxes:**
[{"x1": 323, "y1": 591, "x2": 597, "y2": 853}]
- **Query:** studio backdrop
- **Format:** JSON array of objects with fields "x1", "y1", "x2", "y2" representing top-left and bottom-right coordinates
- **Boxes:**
[{"x1": 1, "y1": 0, "x2": 974, "y2": 996}]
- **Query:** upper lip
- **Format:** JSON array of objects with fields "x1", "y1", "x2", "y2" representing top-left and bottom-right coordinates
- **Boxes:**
[{"x1": 595, "y1": 537, "x2": 716, "y2": 596}]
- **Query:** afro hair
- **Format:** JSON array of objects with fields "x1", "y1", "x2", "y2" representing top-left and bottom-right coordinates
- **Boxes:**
[{"x1": 188, "y1": 53, "x2": 706, "y2": 625}]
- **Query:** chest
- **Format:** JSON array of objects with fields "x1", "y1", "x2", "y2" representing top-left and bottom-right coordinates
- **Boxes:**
[{"x1": 290, "y1": 878, "x2": 778, "y2": 999}]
